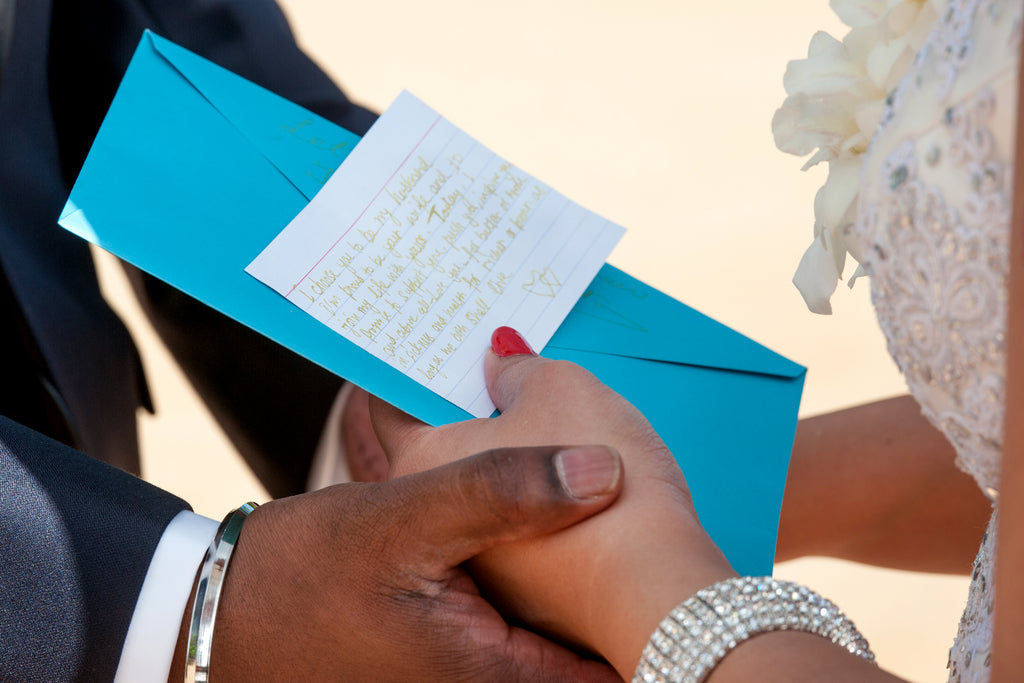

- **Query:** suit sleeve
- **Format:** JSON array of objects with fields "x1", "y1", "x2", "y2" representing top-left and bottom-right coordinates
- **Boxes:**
[
  {"x1": 48, "y1": 0, "x2": 379, "y2": 498},
  {"x1": 0, "y1": 416, "x2": 189, "y2": 682},
  {"x1": 1, "y1": 1, "x2": 371, "y2": 679}
]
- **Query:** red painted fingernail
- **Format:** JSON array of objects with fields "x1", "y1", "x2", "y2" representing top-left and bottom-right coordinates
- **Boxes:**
[{"x1": 491, "y1": 326, "x2": 535, "y2": 357}]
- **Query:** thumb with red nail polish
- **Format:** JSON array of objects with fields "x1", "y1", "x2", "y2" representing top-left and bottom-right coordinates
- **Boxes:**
[{"x1": 491, "y1": 326, "x2": 536, "y2": 357}]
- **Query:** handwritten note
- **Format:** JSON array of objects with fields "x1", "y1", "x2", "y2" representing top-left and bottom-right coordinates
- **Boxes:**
[{"x1": 247, "y1": 91, "x2": 624, "y2": 416}]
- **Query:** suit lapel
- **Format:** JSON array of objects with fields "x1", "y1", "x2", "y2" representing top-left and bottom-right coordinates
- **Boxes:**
[{"x1": 0, "y1": 0, "x2": 143, "y2": 472}]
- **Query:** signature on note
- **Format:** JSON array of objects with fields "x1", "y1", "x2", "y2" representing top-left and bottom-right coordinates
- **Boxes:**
[{"x1": 522, "y1": 267, "x2": 561, "y2": 297}]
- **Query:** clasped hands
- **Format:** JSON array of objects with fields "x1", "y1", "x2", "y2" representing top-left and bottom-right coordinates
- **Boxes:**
[{"x1": 195, "y1": 328, "x2": 733, "y2": 682}]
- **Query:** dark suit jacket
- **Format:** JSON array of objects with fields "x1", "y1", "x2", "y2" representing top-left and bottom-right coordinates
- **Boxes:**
[{"x1": 0, "y1": 0, "x2": 375, "y2": 679}]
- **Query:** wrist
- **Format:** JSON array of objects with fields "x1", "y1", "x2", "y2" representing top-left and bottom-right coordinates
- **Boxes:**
[
  {"x1": 635, "y1": 577, "x2": 881, "y2": 683},
  {"x1": 480, "y1": 480, "x2": 733, "y2": 676},
  {"x1": 708, "y1": 631, "x2": 889, "y2": 683},
  {"x1": 168, "y1": 503, "x2": 260, "y2": 683},
  {"x1": 203, "y1": 505, "x2": 271, "y2": 682},
  {"x1": 467, "y1": 475, "x2": 734, "y2": 677},
  {"x1": 588, "y1": 512, "x2": 736, "y2": 678}
]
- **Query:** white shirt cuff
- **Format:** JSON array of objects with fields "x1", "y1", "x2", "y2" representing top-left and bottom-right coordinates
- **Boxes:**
[{"x1": 114, "y1": 510, "x2": 219, "y2": 683}]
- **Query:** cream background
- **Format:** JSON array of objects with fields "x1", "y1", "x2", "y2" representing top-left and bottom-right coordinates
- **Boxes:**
[{"x1": 91, "y1": 1, "x2": 977, "y2": 680}]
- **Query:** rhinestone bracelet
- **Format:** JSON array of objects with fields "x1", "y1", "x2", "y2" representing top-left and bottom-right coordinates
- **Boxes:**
[{"x1": 633, "y1": 576, "x2": 875, "y2": 683}]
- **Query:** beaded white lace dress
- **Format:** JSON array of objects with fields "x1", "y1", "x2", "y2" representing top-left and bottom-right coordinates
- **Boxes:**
[{"x1": 853, "y1": 1, "x2": 1021, "y2": 680}]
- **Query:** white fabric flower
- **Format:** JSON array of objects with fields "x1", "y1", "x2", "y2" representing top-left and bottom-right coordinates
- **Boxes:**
[
  {"x1": 793, "y1": 231, "x2": 841, "y2": 315},
  {"x1": 830, "y1": 0, "x2": 887, "y2": 28},
  {"x1": 773, "y1": 32, "x2": 873, "y2": 167},
  {"x1": 774, "y1": 0, "x2": 944, "y2": 313}
]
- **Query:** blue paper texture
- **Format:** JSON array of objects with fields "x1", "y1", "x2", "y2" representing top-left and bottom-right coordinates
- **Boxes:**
[{"x1": 60, "y1": 32, "x2": 805, "y2": 575}]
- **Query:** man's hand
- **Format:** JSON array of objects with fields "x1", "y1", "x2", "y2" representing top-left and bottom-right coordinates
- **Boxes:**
[{"x1": 170, "y1": 445, "x2": 624, "y2": 682}]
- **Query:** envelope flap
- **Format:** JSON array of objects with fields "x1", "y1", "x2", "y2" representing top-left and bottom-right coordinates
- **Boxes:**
[
  {"x1": 548, "y1": 265, "x2": 805, "y2": 378},
  {"x1": 146, "y1": 31, "x2": 361, "y2": 201}
]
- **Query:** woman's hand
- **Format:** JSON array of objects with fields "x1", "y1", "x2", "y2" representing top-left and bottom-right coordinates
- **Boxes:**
[{"x1": 372, "y1": 327, "x2": 736, "y2": 678}]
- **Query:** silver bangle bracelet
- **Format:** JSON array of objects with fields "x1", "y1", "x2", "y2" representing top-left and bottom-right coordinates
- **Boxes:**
[
  {"x1": 185, "y1": 502, "x2": 259, "y2": 683},
  {"x1": 633, "y1": 576, "x2": 875, "y2": 683}
]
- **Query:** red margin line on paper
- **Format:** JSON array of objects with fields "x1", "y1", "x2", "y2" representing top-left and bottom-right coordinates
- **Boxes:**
[{"x1": 287, "y1": 114, "x2": 444, "y2": 297}]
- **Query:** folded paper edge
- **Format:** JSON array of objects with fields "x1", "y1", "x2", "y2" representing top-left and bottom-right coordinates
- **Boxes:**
[
  {"x1": 146, "y1": 31, "x2": 314, "y2": 201},
  {"x1": 57, "y1": 202, "x2": 100, "y2": 245}
]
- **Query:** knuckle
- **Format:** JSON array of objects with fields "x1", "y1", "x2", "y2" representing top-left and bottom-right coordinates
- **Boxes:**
[
  {"x1": 464, "y1": 450, "x2": 530, "y2": 528},
  {"x1": 519, "y1": 359, "x2": 596, "y2": 396},
  {"x1": 635, "y1": 437, "x2": 695, "y2": 508},
  {"x1": 545, "y1": 359, "x2": 594, "y2": 385}
]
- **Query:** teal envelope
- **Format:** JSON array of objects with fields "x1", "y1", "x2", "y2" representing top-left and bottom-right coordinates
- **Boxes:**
[{"x1": 60, "y1": 32, "x2": 805, "y2": 576}]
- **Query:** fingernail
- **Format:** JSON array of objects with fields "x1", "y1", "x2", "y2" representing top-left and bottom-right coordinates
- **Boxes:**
[
  {"x1": 555, "y1": 446, "x2": 621, "y2": 499},
  {"x1": 491, "y1": 326, "x2": 536, "y2": 357}
]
